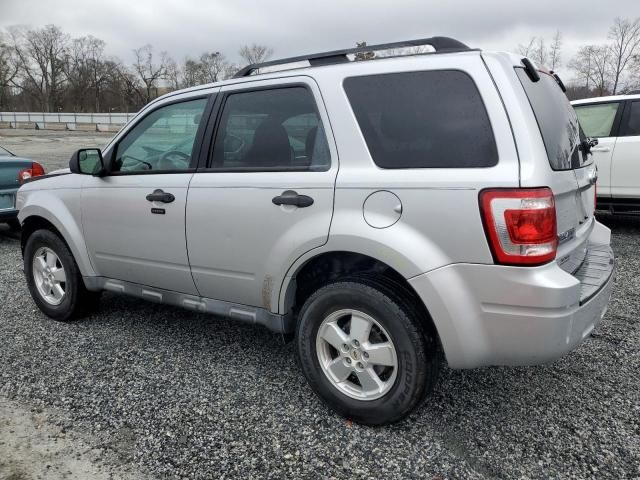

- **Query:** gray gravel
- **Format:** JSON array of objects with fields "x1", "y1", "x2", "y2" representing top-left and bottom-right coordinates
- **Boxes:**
[{"x1": 0, "y1": 130, "x2": 639, "y2": 479}]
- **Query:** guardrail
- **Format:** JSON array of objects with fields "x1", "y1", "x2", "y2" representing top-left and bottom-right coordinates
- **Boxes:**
[{"x1": 0, "y1": 111, "x2": 138, "y2": 124}]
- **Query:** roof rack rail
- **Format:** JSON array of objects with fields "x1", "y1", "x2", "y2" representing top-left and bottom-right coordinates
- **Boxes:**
[{"x1": 233, "y1": 36, "x2": 473, "y2": 78}]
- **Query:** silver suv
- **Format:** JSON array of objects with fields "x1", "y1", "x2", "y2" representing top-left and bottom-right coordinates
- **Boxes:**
[{"x1": 17, "y1": 37, "x2": 615, "y2": 425}]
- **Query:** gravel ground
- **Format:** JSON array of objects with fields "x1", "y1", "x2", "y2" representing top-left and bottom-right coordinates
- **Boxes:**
[{"x1": 0, "y1": 130, "x2": 639, "y2": 479}]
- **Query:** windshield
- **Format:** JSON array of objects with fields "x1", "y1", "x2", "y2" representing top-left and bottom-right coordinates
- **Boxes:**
[{"x1": 515, "y1": 68, "x2": 590, "y2": 170}]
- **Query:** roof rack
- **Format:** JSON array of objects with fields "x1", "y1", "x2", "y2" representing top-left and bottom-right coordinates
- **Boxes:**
[{"x1": 233, "y1": 36, "x2": 473, "y2": 78}]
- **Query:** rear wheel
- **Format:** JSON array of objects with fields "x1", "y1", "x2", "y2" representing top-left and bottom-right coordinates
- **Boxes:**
[
  {"x1": 24, "y1": 229, "x2": 99, "y2": 321},
  {"x1": 296, "y1": 279, "x2": 439, "y2": 425}
]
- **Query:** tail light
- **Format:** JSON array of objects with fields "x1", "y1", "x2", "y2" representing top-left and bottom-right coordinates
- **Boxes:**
[
  {"x1": 480, "y1": 188, "x2": 557, "y2": 266},
  {"x1": 18, "y1": 162, "x2": 45, "y2": 185}
]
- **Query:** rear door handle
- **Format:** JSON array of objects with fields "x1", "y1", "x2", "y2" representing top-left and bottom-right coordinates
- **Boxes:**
[
  {"x1": 272, "y1": 190, "x2": 314, "y2": 208},
  {"x1": 146, "y1": 189, "x2": 175, "y2": 203}
]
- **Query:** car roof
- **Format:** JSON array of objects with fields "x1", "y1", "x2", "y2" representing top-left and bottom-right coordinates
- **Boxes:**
[
  {"x1": 150, "y1": 37, "x2": 484, "y2": 105},
  {"x1": 572, "y1": 94, "x2": 640, "y2": 105}
]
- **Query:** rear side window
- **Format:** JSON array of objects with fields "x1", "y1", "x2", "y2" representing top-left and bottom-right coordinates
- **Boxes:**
[
  {"x1": 344, "y1": 70, "x2": 498, "y2": 168},
  {"x1": 515, "y1": 68, "x2": 589, "y2": 170},
  {"x1": 210, "y1": 87, "x2": 330, "y2": 171},
  {"x1": 574, "y1": 103, "x2": 620, "y2": 137},
  {"x1": 622, "y1": 101, "x2": 640, "y2": 136}
]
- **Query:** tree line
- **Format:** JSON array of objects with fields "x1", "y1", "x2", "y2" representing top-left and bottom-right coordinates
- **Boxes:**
[
  {"x1": 517, "y1": 17, "x2": 640, "y2": 99},
  {"x1": 0, "y1": 24, "x2": 273, "y2": 113},
  {"x1": 1, "y1": 17, "x2": 639, "y2": 113}
]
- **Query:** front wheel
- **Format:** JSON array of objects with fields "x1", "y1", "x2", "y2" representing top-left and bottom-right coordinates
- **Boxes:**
[
  {"x1": 296, "y1": 279, "x2": 439, "y2": 425},
  {"x1": 24, "y1": 229, "x2": 99, "y2": 321}
]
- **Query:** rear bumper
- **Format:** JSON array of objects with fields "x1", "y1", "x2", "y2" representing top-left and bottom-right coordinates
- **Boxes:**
[{"x1": 410, "y1": 221, "x2": 614, "y2": 368}]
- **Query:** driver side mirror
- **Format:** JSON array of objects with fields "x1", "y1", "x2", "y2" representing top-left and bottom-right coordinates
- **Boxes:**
[{"x1": 70, "y1": 148, "x2": 105, "y2": 176}]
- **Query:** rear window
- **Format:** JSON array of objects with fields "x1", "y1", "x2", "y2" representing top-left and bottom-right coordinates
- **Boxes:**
[
  {"x1": 343, "y1": 70, "x2": 498, "y2": 168},
  {"x1": 573, "y1": 102, "x2": 620, "y2": 137},
  {"x1": 515, "y1": 68, "x2": 589, "y2": 170}
]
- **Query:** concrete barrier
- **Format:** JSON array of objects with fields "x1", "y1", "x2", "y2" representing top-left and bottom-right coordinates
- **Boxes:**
[
  {"x1": 45, "y1": 123, "x2": 67, "y2": 131},
  {"x1": 76, "y1": 123, "x2": 98, "y2": 132}
]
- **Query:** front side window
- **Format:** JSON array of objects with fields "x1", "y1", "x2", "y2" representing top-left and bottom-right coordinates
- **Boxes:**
[
  {"x1": 211, "y1": 87, "x2": 330, "y2": 171},
  {"x1": 623, "y1": 101, "x2": 640, "y2": 137},
  {"x1": 574, "y1": 102, "x2": 620, "y2": 138},
  {"x1": 112, "y1": 98, "x2": 208, "y2": 173},
  {"x1": 343, "y1": 70, "x2": 498, "y2": 168}
]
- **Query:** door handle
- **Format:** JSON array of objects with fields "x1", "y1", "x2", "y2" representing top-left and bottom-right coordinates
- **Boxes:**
[
  {"x1": 146, "y1": 189, "x2": 175, "y2": 203},
  {"x1": 272, "y1": 190, "x2": 314, "y2": 208},
  {"x1": 591, "y1": 147, "x2": 611, "y2": 152}
]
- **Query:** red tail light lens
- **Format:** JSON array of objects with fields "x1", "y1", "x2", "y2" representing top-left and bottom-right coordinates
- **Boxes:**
[
  {"x1": 480, "y1": 188, "x2": 557, "y2": 265},
  {"x1": 18, "y1": 162, "x2": 45, "y2": 185}
]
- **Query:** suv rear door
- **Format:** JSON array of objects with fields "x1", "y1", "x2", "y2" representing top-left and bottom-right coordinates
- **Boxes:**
[{"x1": 185, "y1": 77, "x2": 338, "y2": 311}]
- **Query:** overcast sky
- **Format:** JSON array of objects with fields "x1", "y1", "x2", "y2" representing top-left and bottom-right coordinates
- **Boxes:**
[{"x1": 1, "y1": 0, "x2": 639, "y2": 78}]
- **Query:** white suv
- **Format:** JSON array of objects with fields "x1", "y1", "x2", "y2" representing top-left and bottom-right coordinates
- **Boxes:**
[
  {"x1": 16, "y1": 38, "x2": 614, "y2": 425},
  {"x1": 572, "y1": 93, "x2": 640, "y2": 213}
]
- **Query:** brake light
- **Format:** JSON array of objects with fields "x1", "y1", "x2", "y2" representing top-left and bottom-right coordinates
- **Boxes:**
[
  {"x1": 18, "y1": 162, "x2": 45, "y2": 185},
  {"x1": 480, "y1": 188, "x2": 557, "y2": 265}
]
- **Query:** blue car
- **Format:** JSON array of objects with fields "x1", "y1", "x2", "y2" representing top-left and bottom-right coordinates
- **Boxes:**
[{"x1": 0, "y1": 145, "x2": 45, "y2": 229}]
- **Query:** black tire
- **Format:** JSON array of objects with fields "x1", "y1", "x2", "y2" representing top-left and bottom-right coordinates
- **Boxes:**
[
  {"x1": 296, "y1": 278, "x2": 440, "y2": 425},
  {"x1": 24, "y1": 229, "x2": 99, "y2": 321}
]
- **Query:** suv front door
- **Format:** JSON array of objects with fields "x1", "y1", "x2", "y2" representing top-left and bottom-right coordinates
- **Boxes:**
[
  {"x1": 186, "y1": 78, "x2": 337, "y2": 311},
  {"x1": 81, "y1": 95, "x2": 212, "y2": 294}
]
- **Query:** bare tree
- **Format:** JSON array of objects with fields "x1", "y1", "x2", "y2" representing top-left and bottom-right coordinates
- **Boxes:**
[
  {"x1": 8, "y1": 25, "x2": 69, "y2": 112},
  {"x1": 518, "y1": 36, "x2": 548, "y2": 66},
  {"x1": 165, "y1": 58, "x2": 181, "y2": 91},
  {"x1": 518, "y1": 37, "x2": 537, "y2": 57},
  {"x1": 608, "y1": 17, "x2": 640, "y2": 94},
  {"x1": 570, "y1": 45, "x2": 613, "y2": 96},
  {"x1": 200, "y1": 51, "x2": 233, "y2": 82},
  {"x1": 132, "y1": 44, "x2": 172, "y2": 104},
  {"x1": 181, "y1": 58, "x2": 203, "y2": 88},
  {"x1": 239, "y1": 43, "x2": 273, "y2": 65},
  {"x1": 0, "y1": 32, "x2": 18, "y2": 109},
  {"x1": 549, "y1": 31, "x2": 562, "y2": 71}
]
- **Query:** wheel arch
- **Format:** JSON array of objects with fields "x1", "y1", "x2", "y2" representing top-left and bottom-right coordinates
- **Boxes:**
[
  {"x1": 279, "y1": 250, "x2": 439, "y2": 340},
  {"x1": 19, "y1": 204, "x2": 95, "y2": 277}
]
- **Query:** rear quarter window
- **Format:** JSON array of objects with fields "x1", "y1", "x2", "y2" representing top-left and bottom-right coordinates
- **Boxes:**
[{"x1": 343, "y1": 70, "x2": 498, "y2": 168}]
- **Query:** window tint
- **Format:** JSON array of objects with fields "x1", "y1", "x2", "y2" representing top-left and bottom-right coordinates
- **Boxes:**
[
  {"x1": 211, "y1": 87, "x2": 330, "y2": 171},
  {"x1": 343, "y1": 70, "x2": 498, "y2": 168},
  {"x1": 113, "y1": 98, "x2": 208, "y2": 173},
  {"x1": 515, "y1": 69, "x2": 589, "y2": 170},
  {"x1": 574, "y1": 103, "x2": 620, "y2": 137},
  {"x1": 623, "y1": 101, "x2": 640, "y2": 136}
]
